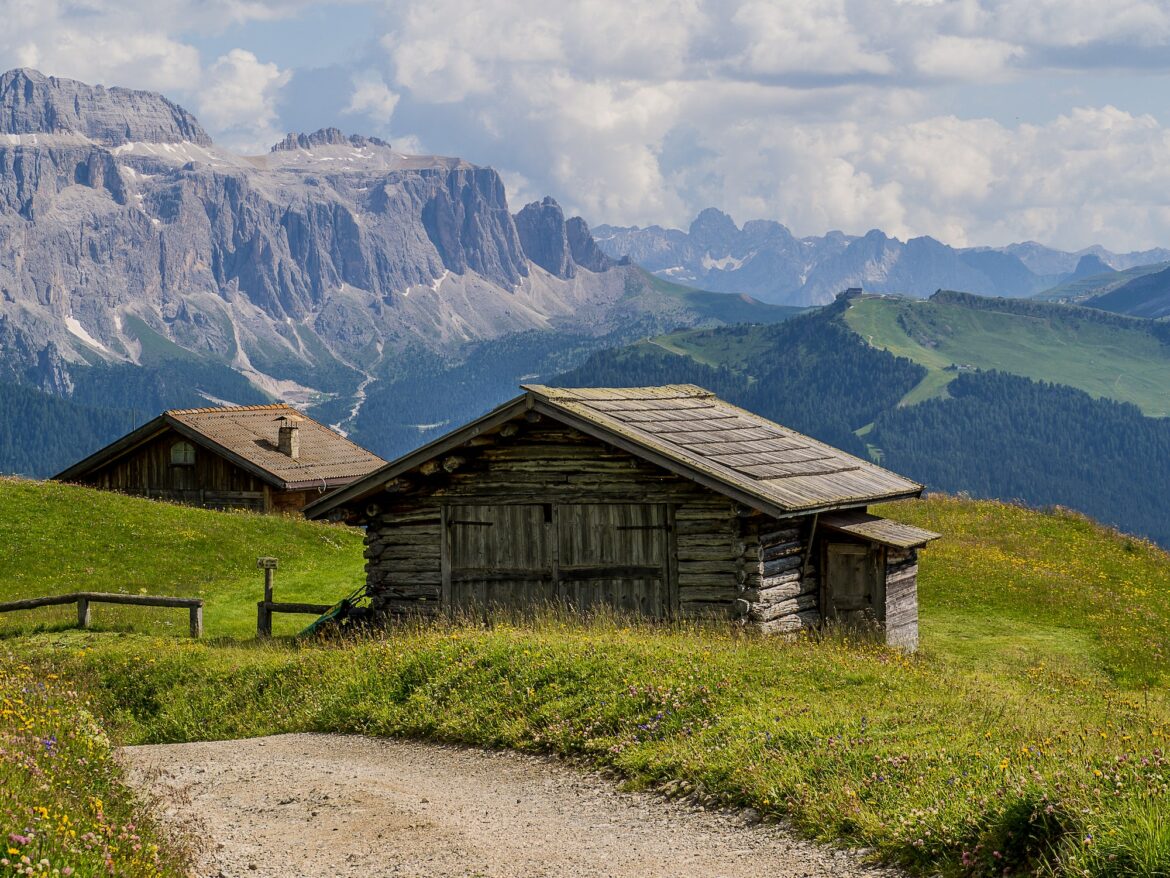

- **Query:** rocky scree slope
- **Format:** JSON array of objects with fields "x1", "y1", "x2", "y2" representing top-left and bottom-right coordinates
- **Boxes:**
[{"x1": 0, "y1": 69, "x2": 742, "y2": 415}]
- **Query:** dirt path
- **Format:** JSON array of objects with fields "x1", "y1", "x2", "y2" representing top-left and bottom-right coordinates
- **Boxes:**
[{"x1": 120, "y1": 734, "x2": 900, "y2": 878}]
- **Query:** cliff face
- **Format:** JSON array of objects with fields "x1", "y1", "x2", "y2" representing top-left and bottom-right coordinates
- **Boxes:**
[
  {"x1": 0, "y1": 68, "x2": 211, "y2": 146},
  {"x1": 0, "y1": 69, "x2": 761, "y2": 414}
]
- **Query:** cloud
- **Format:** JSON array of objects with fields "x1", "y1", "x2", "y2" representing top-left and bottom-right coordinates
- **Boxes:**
[
  {"x1": 345, "y1": 71, "x2": 400, "y2": 124},
  {"x1": 4, "y1": 0, "x2": 1170, "y2": 249},
  {"x1": 914, "y1": 35, "x2": 1024, "y2": 80},
  {"x1": 732, "y1": 0, "x2": 895, "y2": 78},
  {"x1": 197, "y1": 49, "x2": 291, "y2": 151}
]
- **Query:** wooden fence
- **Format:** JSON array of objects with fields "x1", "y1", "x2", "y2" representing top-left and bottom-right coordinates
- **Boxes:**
[
  {"x1": 256, "y1": 600, "x2": 333, "y2": 637},
  {"x1": 0, "y1": 592, "x2": 204, "y2": 637}
]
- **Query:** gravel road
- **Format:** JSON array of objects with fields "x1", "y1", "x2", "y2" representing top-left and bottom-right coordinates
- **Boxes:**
[{"x1": 120, "y1": 734, "x2": 900, "y2": 878}]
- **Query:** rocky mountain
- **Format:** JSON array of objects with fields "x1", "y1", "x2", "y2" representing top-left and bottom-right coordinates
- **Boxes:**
[
  {"x1": 0, "y1": 68, "x2": 209, "y2": 145},
  {"x1": 594, "y1": 209, "x2": 1170, "y2": 306},
  {"x1": 0, "y1": 69, "x2": 785, "y2": 444}
]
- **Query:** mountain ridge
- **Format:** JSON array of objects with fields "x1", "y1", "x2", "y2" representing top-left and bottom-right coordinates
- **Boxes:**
[
  {"x1": 594, "y1": 208, "x2": 1170, "y2": 306},
  {"x1": 0, "y1": 69, "x2": 783, "y2": 437}
]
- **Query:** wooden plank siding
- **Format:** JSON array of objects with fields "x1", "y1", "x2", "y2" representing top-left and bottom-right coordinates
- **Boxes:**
[
  {"x1": 354, "y1": 406, "x2": 922, "y2": 650},
  {"x1": 362, "y1": 423, "x2": 762, "y2": 621},
  {"x1": 884, "y1": 548, "x2": 920, "y2": 651},
  {"x1": 83, "y1": 429, "x2": 272, "y2": 511}
]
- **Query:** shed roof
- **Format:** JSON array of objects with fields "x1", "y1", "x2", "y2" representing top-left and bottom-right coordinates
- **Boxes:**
[
  {"x1": 55, "y1": 404, "x2": 386, "y2": 491},
  {"x1": 818, "y1": 509, "x2": 940, "y2": 548},
  {"x1": 305, "y1": 385, "x2": 924, "y2": 520}
]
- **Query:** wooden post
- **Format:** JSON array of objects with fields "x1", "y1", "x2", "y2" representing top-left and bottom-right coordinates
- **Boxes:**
[
  {"x1": 189, "y1": 604, "x2": 203, "y2": 638},
  {"x1": 76, "y1": 596, "x2": 91, "y2": 629},
  {"x1": 256, "y1": 557, "x2": 278, "y2": 637}
]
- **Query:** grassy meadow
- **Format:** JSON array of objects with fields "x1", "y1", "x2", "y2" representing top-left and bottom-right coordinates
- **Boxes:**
[
  {"x1": 843, "y1": 295, "x2": 1170, "y2": 415},
  {"x1": 3, "y1": 479, "x2": 1170, "y2": 875},
  {"x1": 0, "y1": 477, "x2": 365, "y2": 638}
]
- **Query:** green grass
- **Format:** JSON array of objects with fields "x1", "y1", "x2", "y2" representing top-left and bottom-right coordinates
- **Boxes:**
[
  {"x1": 0, "y1": 478, "x2": 366, "y2": 638},
  {"x1": 844, "y1": 296, "x2": 1170, "y2": 415},
  {"x1": 6, "y1": 483, "x2": 1170, "y2": 874}
]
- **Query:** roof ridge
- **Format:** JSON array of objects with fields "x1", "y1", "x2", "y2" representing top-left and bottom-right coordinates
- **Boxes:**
[
  {"x1": 524, "y1": 384, "x2": 713, "y2": 403},
  {"x1": 165, "y1": 403, "x2": 295, "y2": 416}
]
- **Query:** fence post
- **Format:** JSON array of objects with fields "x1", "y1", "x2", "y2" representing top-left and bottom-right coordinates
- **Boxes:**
[
  {"x1": 256, "y1": 558, "x2": 278, "y2": 638},
  {"x1": 76, "y1": 596, "x2": 91, "y2": 629},
  {"x1": 189, "y1": 604, "x2": 203, "y2": 638}
]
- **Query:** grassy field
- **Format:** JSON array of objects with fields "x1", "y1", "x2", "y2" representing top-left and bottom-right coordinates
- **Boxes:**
[
  {"x1": 5, "y1": 482, "x2": 1170, "y2": 875},
  {"x1": 843, "y1": 295, "x2": 1170, "y2": 415},
  {"x1": 0, "y1": 478, "x2": 366, "y2": 638}
]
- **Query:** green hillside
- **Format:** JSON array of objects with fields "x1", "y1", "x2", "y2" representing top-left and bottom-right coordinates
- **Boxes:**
[
  {"x1": 842, "y1": 292, "x2": 1170, "y2": 415},
  {"x1": 7, "y1": 492, "x2": 1170, "y2": 876},
  {"x1": 0, "y1": 478, "x2": 366, "y2": 637},
  {"x1": 554, "y1": 302, "x2": 1170, "y2": 547}
]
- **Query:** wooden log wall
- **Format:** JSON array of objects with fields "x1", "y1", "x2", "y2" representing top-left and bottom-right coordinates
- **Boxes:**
[
  {"x1": 883, "y1": 547, "x2": 919, "y2": 651},
  {"x1": 360, "y1": 421, "x2": 764, "y2": 620},
  {"x1": 363, "y1": 507, "x2": 444, "y2": 617},
  {"x1": 738, "y1": 517, "x2": 821, "y2": 635}
]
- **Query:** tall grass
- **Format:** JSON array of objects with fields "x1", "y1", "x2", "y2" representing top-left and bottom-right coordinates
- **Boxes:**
[
  {"x1": 0, "y1": 652, "x2": 185, "y2": 877},
  {"x1": 29, "y1": 609, "x2": 1170, "y2": 877}
]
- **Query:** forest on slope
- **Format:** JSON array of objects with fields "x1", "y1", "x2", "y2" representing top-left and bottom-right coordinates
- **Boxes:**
[{"x1": 556, "y1": 298, "x2": 1170, "y2": 547}]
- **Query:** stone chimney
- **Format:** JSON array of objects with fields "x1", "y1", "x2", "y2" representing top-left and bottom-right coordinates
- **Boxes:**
[{"x1": 277, "y1": 415, "x2": 301, "y2": 460}]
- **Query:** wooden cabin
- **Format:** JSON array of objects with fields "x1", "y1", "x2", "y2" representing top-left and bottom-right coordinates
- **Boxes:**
[
  {"x1": 56, "y1": 404, "x2": 386, "y2": 514},
  {"x1": 305, "y1": 385, "x2": 939, "y2": 648}
]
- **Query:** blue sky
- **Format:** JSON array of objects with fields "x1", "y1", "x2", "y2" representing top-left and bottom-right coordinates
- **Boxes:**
[{"x1": 5, "y1": 0, "x2": 1170, "y2": 251}]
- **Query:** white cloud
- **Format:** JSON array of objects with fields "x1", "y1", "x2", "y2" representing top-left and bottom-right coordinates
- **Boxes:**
[
  {"x1": 4, "y1": 0, "x2": 1170, "y2": 249},
  {"x1": 914, "y1": 35, "x2": 1023, "y2": 80},
  {"x1": 732, "y1": 0, "x2": 895, "y2": 77},
  {"x1": 197, "y1": 49, "x2": 291, "y2": 151},
  {"x1": 345, "y1": 71, "x2": 400, "y2": 124}
]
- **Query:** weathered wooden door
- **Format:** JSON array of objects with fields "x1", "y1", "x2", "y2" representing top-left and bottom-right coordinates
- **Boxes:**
[
  {"x1": 825, "y1": 543, "x2": 884, "y2": 624},
  {"x1": 557, "y1": 503, "x2": 670, "y2": 618},
  {"x1": 443, "y1": 502, "x2": 672, "y2": 618},
  {"x1": 446, "y1": 504, "x2": 554, "y2": 611}
]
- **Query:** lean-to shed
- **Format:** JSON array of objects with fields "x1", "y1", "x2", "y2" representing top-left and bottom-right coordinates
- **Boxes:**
[
  {"x1": 55, "y1": 404, "x2": 386, "y2": 513},
  {"x1": 306, "y1": 385, "x2": 939, "y2": 648}
]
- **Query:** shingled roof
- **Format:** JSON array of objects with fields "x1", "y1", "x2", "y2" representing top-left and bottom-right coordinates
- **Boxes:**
[
  {"x1": 306, "y1": 385, "x2": 924, "y2": 520},
  {"x1": 56, "y1": 404, "x2": 386, "y2": 490}
]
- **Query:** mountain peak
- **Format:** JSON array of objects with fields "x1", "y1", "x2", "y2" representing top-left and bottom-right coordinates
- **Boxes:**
[
  {"x1": 270, "y1": 127, "x2": 390, "y2": 152},
  {"x1": 689, "y1": 207, "x2": 739, "y2": 240},
  {"x1": 0, "y1": 68, "x2": 211, "y2": 146},
  {"x1": 1070, "y1": 253, "x2": 1116, "y2": 279}
]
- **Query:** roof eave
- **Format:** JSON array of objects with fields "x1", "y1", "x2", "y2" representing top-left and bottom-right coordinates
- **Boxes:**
[
  {"x1": 53, "y1": 415, "x2": 169, "y2": 481},
  {"x1": 303, "y1": 394, "x2": 532, "y2": 519}
]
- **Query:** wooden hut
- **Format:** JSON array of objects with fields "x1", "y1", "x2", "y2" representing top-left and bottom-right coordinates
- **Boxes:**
[
  {"x1": 305, "y1": 385, "x2": 939, "y2": 648},
  {"x1": 55, "y1": 404, "x2": 386, "y2": 514}
]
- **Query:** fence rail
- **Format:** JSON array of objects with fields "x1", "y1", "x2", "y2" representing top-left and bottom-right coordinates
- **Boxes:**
[
  {"x1": 256, "y1": 600, "x2": 332, "y2": 637},
  {"x1": 0, "y1": 592, "x2": 203, "y2": 637}
]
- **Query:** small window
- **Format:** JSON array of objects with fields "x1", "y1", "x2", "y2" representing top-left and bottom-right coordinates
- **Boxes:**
[{"x1": 170, "y1": 441, "x2": 195, "y2": 466}]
